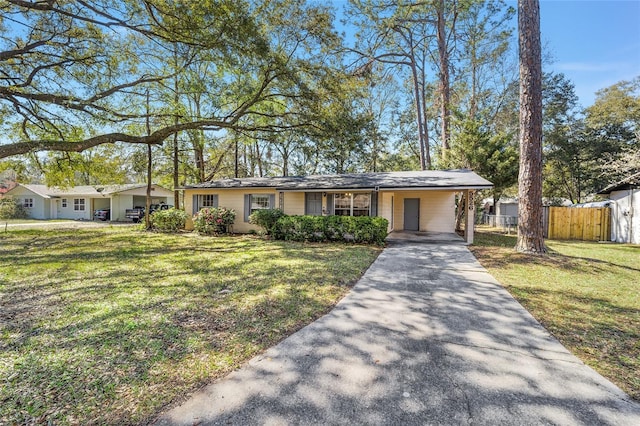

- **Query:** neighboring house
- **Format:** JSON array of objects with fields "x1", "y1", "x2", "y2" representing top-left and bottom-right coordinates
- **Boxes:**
[
  {"x1": 0, "y1": 180, "x2": 16, "y2": 198},
  {"x1": 496, "y1": 197, "x2": 518, "y2": 217},
  {"x1": 184, "y1": 169, "x2": 493, "y2": 243},
  {"x1": 597, "y1": 172, "x2": 640, "y2": 244},
  {"x1": 5, "y1": 183, "x2": 174, "y2": 221}
]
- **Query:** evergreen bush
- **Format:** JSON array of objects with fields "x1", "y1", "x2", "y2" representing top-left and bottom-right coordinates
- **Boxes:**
[
  {"x1": 0, "y1": 198, "x2": 29, "y2": 219},
  {"x1": 150, "y1": 208, "x2": 187, "y2": 232},
  {"x1": 248, "y1": 208, "x2": 285, "y2": 235},
  {"x1": 273, "y1": 215, "x2": 388, "y2": 245}
]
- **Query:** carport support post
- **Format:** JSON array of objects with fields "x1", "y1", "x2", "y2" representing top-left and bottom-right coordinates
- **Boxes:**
[{"x1": 465, "y1": 190, "x2": 475, "y2": 244}]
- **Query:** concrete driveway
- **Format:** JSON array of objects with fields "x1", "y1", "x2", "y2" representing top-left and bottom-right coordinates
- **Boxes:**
[{"x1": 154, "y1": 233, "x2": 640, "y2": 425}]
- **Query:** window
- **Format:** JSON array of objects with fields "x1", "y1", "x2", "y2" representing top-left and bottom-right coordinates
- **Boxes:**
[
  {"x1": 244, "y1": 193, "x2": 275, "y2": 221},
  {"x1": 200, "y1": 194, "x2": 218, "y2": 208},
  {"x1": 192, "y1": 194, "x2": 218, "y2": 214},
  {"x1": 332, "y1": 193, "x2": 370, "y2": 217},
  {"x1": 61, "y1": 199, "x2": 67, "y2": 208},
  {"x1": 334, "y1": 193, "x2": 351, "y2": 216},
  {"x1": 23, "y1": 198, "x2": 33, "y2": 208},
  {"x1": 250, "y1": 194, "x2": 270, "y2": 214},
  {"x1": 353, "y1": 194, "x2": 370, "y2": 216},
  {"x1": 74, "y1": 198, "x2": 85, "y2": 211}
]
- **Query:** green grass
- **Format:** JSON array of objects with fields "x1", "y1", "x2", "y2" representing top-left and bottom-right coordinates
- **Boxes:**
[
  {"x1": 470, "y1": 230, "x2": 640, "y2": 401},
  {"x1": 0, "y1": 228, "x2": 380, "y2": 425}
]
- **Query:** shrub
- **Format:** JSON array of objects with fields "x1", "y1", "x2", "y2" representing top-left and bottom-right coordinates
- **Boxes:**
[
  {"x1": 0, "y1": 198, "x2": 29, "y2": 219},
  {"x1": 274, "y1": 215, "x2": 327, "y2": 242},
  {"x1": 193, "y1": 207, "x2": 236, "y2": 235},
  {"x1": 150, "y1": 208, "x2": 187, "y2": 232},
  {"x1": 248, "y1": 209, "x2": 285, "y2": 235},
  {"x1": 273, "y1": 215, "x2": 388, "y2": 245}
]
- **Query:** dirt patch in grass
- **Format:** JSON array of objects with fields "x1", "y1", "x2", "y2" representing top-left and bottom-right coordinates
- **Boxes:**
[
  {"x1": 470, "y1": 231, "x2": 640, "y2": 401},
  {"x1": 0, "y1": 228, "x2": 380, "y2": 425}
]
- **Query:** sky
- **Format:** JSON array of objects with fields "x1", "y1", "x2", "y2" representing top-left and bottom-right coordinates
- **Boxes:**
[
  {"x1": 331, "y1": 0, "x2": 640, "y2": 108},
  {"x1": 535, "y1": 0, "x2": 640, "y2": 107}
]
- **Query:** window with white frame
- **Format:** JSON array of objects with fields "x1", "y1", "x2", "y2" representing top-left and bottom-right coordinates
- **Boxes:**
[
  {"x1": 334, "y1": 193, "x2": 352, "y2": 216},
  {"x1": 352, "y1": 193, "x2": 371, "y2": 216},
  {"x1": 332, "y1": 193, "x2": 370, "y2": 217},
  {"x1": 23, "y1": 198, "x2": 33, "y2": 208},
  {"x1": 61, "y1": 198, "x2": 67, "y2": 208},
  {"x1": 73, "y1": 198, "x2": 85, "y2": 211},
  {"x1": 250, "y1": 194, "x2": 270, "y2": 214}
]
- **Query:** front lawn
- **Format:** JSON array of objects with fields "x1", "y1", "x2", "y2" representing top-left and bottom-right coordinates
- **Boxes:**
[
  {"x1": 0, "y1": 228, "x2": 380, "y2": 425},
  {"x1": 470, "y1": 231, "x2": 640, "y2": 401}
]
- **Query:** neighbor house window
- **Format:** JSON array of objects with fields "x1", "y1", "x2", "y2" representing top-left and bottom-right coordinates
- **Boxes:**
[
  {"x1": 23, "y1": 198, "x2": 33, "y2": 208},
  {"x1": 243, "y1": 193, "x2": 275, "y2": 221},
  {"x1": 74, "y1": 198, "x2": 85, "y2": 211},
  {"x1": 62, "y1": 198, "x2": 67, "y2": 208},
  {"x1": 332, "y1": 193, "x2": 370, "y2": 217}
]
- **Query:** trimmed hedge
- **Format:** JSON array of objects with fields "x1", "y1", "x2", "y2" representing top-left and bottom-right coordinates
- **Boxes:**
[
  {"x1": 248, "y1": 208, "x2": 285, "y2": 235},
  {"x1": 273, "y1": 215, "x2": 388, "y2": 245},
  {"x1": 150, "y1": 208, "x2": 187, "y2": 232}
]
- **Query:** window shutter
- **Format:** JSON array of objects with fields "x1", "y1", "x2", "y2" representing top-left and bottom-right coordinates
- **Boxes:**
[
  {"x1": 370, "y1": 192, "x2": 378, "y2": 217},
  {"x1": 304, "y1": 192, "x2": 309, "y2": 215},
  {"x1": 192, "y1": 195, "x2": 199, "y2": 215},
  {"x1": 326, "y1": 194, "x2": 334, "y2": 215},
  {"x1": 244, "y1": 194, "x2": 251, "y2": 222},
  {"x1": 269, "y1": 194, "x2": 275, "y2": 209},
  {"x1": 213, "y1": 194, "x2": 219, "y2": 208}
]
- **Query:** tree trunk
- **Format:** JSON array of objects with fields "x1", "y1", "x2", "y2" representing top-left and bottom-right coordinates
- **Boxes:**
[
  {"x1": 172, "y1": 48, "x2": 180, "y2": 209},
  {"x1": 410, "y1": 58, "x2": 428, "y2": 171},
  {"x1": 516, "y1": 0, "x2": 545, "y2": 254},
  {"x1": 145, "y1": 143, "x2": 152, "y2": 230},
  {"x1": 437, "y1": 0, "x2": 451, "y2": 160},
  {"x1": 145, "y1": 90, "x2": 152, "y2": 230}
]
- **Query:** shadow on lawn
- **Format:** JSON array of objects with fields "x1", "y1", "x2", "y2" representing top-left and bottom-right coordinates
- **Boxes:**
[
  {"x1": 510, "y1": 285, "x2": 640, "y2": 401},
  {"x1": 1, "y1": 229, "x2": 375, "y2": 425},
  {"x1": 473, "y1": 232, "x2": 640, "y2": 273},
  {"x1": 153, "y1": 240, "x2": 640, "y2": 426}
]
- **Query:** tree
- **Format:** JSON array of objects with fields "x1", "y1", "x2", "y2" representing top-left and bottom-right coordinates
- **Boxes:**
[
  {"x1": 348, "y1": 0, "x2": 435, "y2": 169},
  {"x1": 516, "y1": 0, "x2": 545, "y2": 254},
  {"x1": 543, "y1": 76, "x2": 640, "y2": 202},
  {"x1": 0, "y1": 0, "x2": 343, "y2": 168},
  {"x1": 449, "y1": 119, "x2": 518, "y2": 204},
  {"x1": 587, "y1": 77, "x2": 640, "y2": 184}
]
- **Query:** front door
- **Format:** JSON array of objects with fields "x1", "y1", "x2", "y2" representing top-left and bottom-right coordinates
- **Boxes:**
[
  {"x1": 305, "y1": 192, "x2": 323, "y2": 216},
  {"x1": 404, "y1": 198, "x2": 420, "y2": 231}
]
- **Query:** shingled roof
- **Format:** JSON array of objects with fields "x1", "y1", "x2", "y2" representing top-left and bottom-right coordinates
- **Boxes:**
[
  {"x1": 184, "y1": 169, "x2": 492, "y2": 191},
  {"x1": 597, "y1": 172, "x2": 640, "y2": 195},
  {"x1": 8, "y1": 183, "x2": 163, "y2": 198}
]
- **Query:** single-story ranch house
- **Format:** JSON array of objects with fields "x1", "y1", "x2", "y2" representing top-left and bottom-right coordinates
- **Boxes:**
[
  {"x1": 5, "y1": 183, "x2": 173, "y2": 221},
  {"x1": 597, "y1": 171, "x2": 640, "y2": 244},
  {"x1": 183, "y1": 169, "x2": 492, "y2": 243}
]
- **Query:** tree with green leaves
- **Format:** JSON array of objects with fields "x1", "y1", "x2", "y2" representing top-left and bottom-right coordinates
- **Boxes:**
[
  {"x1": 587, "y1": 77, "x2": 640, "y2": 185},
  {"x1": 0, "y1": 0, "x2": 346, "y2": 175}
]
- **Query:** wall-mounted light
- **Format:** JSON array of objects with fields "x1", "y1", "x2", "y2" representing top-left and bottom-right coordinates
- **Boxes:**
[{"x1": 323, "y1": 192, "x2": 327, "y2": 197}]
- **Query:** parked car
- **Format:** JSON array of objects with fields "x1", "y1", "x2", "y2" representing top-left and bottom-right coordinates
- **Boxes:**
[
  {"x1": 93, "y1": 209, "x2": 110, "y2": 221},
  {"x1": 125, "y1": 203, "x2": 173, "y2": 223}
]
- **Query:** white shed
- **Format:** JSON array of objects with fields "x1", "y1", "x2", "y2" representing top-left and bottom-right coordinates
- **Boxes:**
[{"x1": 597, "y1": 172, "x2": 640, "y2": 244}]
